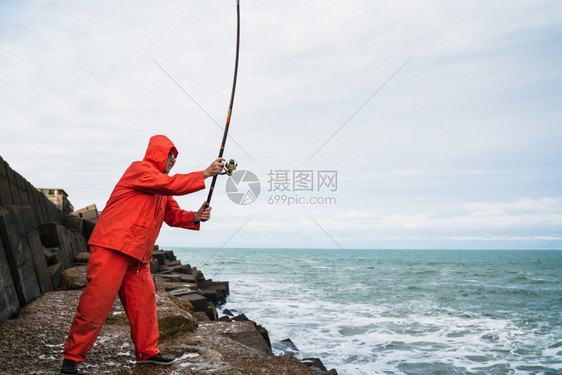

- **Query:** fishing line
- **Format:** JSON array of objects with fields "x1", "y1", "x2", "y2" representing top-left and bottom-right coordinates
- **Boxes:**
[{"x1": 306, "y1": 53, "x2": 415, "y2": 163}]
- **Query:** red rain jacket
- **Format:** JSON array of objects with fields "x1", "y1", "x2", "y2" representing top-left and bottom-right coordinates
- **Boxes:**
[{"x1": 88, "y1": 135, "x2": 206, "y2": 263}]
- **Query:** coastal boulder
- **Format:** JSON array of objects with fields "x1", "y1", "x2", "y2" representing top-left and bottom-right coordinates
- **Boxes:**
[
  {"x1": 199, "y1": 321, "x2": 273, "y2": 354},
  {"x1": 302, "y1": 358, "x2": 338, "y2": 374},
  {"x1": 155, "y1": 289, "x2": 197, "y2": 339},
  {"x1": 59, "y1": 265, "x2": 88, "y2": 290}
]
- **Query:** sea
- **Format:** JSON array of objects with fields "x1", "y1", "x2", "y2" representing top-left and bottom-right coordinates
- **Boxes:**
[{"x1": 170, "y1": 248, "x2": 562, "y2": 375}]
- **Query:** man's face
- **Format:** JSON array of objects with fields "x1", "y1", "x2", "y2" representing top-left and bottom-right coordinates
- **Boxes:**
[{"x1": 164, "y1": 151, "x2": 176, "y2": 174}]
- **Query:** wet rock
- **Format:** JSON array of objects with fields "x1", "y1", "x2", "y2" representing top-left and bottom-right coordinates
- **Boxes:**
[
  {"x1": 274, "y1": 338, "x2": 300, "y2": 355},
  {"x1": 199, "y1": 321, "x2": 272, "y2": 354},
  {"x1": 194, "y1": 311, "x2": 211, "y2": 322},
  {"x1": 302, "y1": 357, "x2": 328, "y2": 372},
  {"x1": 168, "y1": 294, "x2": 194, "y2": 314},
  {"x1": 154, "y1": 276, "x2": 197, "y2": 293},
  {"x1": 168, "y1": 287, "x2": 199, "y2": 298},
  {"x1": 222, "y1": 308, "x2": 235, "y2": 316},
  {"x1": 155, "y1": 289, "x2": 197, "y2": 340},
  {"x1": 256, "y1": 324, "x2": 272, "y2": 349},
  {"x1": 207, "y1": 302, "x2": 218, "y2": 321},
  {"x1": 59, "y1": 265, "x2": 88, "y2": 290},
  {"x1": 233, "y1": 313, "x2": 249, "y2": 322},
  {"x1": 106, "y1": 310, "x2": 130, "y2": 325}
]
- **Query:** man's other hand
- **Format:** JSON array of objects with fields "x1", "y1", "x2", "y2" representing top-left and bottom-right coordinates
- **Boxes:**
[{"x1": 194, "y1": 202, "x2": 211, "y2": 223}]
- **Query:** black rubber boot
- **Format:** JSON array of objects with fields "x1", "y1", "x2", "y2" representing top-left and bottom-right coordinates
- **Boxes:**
[
  {"x1": 139, "y1": 353, "x2": 175, "y2": 365},
  {"x1": 60, "y1": 358, "x2": 78, "y2": 374}
]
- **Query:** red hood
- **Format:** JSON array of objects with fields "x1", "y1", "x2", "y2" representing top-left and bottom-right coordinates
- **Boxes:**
[{"x1": 143, "y1": 135, "x2": 178, "y2": 173}]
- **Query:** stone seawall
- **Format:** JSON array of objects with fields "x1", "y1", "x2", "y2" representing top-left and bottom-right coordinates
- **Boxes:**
[{"x1": 0, "y1": 155, "x2": 89, "y2": 322}]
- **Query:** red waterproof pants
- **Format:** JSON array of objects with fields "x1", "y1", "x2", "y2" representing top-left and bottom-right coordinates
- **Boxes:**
[{"x1": 63, "y1": 246, "x2": 159, "y2": 362}]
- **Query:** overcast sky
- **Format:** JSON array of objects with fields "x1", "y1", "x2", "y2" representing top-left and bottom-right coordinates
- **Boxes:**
[{"x1": 1, "y1": 0, "x2": 561, "y2": 250}]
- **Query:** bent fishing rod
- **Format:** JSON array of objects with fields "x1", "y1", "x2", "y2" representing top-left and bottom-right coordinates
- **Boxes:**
[{"x1": 204, "y1": 0, "x2": 240, "y2": 212}]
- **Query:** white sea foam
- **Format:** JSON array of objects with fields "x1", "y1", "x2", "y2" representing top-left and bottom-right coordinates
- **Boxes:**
[{"x1": 175, "y1": 248, "x2": 562, "y2": 374}]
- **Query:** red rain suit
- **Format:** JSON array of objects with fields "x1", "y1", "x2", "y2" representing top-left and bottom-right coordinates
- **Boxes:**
[{"x1": 63, "y1": 135, "x2": 205, "y2": 362}]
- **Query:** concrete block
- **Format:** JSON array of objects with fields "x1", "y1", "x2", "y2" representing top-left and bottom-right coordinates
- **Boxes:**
[
  {"x1": 0, "y1": 157, "x2": 14, "y2": 206},
  {"x1": 38, "y1": 223, "x2": 73, "y2": 269},
  {"x1": 5, "y1": 167, "x2": 22, "y2": 206},
  {"x1": 152, "y1": 250, "x2": 167, "y2": 266},
  {"x1": 169, "y1": 264, "x2": 191, "y2": 274},
  {"x1": 74, "y1": 252, "x2": 90, "y2": 265},
  {"x1": 43, "y1": 247, "x2": 57, "y2": 266},
  {"x1": 18, "y1": 207, "x2": 53, "y2": 293},
  {"x1": 48, "y1": 263, "x2": 62, "y2": 290},
  {"x1": 0, "y1": 207, "x2": 42, "y2": 306},
  {"x1": 163, "y1": 250, "x2": 176, "y2": 261},
  {"x1": 0, "y1": 238, "x2": 20, "y2": 322},
  {"x1": 200, "y1": 288, "x2": 218, "y2": 306},
  {"x1": 14, "y1": 173, "x2": 30, "y2": 207},
  {"x1": 179, "y1": 293, "x2": 208, "y2": 312}
]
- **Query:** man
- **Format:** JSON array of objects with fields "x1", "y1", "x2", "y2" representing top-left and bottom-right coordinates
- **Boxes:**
[{"x1": 60, "y1": 135, "x2": 224, "y2": 374}]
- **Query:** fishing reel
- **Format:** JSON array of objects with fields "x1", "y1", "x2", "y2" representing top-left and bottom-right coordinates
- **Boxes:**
[{"x1": 222, "y1": 158, "x2": 237, "y2": 176}]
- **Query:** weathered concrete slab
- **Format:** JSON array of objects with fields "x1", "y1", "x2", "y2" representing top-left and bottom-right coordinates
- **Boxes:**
[
  {"x1": 4, "y1": 167, "x2": 22, "y2": 206},
  {"x1": 48, "y1": 263, "x2": 62, "y2": 290},
  {"x1": 178, "y1": 293, "x2": 208, "y2": 312},
  {"x1": 38, "y1": 222, "x2": 73, "y2": 269},
  {"x1": 169, "y1": 264, "x2": 191, "y2": 274},
  {"x1": 0, "y1": 238, "x2": 20, "y2": 321},
  {"x1": 163, "y1": 250, "x2": 176, "y2": 261},
  {"x1": 19, "y1": 207, "x2": 53, "y2": 293},
  {"x1": 152, "y1": 250, "x2": 167, "y2": 266},
  {"x1": 0, "y1": 156, "x2": 14, "y2": 206},
  {"x1": 74, "y1": 252, "x2": 90, "y2": 265},
  {"x1": 201, "y1": 288, "x2": 219, "y2": 305},
  {"x1": 43, "y1": 247, "x2": 57, "y2": 266},
  {"x1": 0, "y1": 207, "x2": 42, "y2": 306},
  {"x1": 198, "y1": 280, "x2": 230, "y2": 296},
  {"x1": 14, "y1": 172, "x2": 30, "y2": 207}
]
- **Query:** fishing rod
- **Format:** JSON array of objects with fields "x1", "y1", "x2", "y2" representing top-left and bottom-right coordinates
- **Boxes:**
[{"x1": 204, "y1": 0, "x2": 240, "y2": 212}]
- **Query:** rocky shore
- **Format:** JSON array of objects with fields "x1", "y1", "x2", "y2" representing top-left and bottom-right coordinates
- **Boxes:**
[{"x1": 0, "y1": 248, "x2": 338, "y2": 375}]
